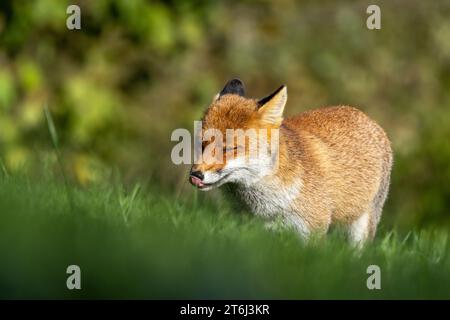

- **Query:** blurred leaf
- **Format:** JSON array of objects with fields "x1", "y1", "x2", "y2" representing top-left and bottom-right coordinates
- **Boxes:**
[
  {"x1": 0, "y1": 70, "x2": 16, "y2": 110},
  {"x1": 17, "y1": 59, "x2": 43, "y2": 93}
]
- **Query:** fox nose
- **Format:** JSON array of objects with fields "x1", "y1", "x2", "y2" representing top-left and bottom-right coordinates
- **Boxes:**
[
  {"x1": 190, "y1": 170, "x2": 204, "y2": 180},
  {"x1": 190, "y1": 170, "x2": 205, "y2": 188}
]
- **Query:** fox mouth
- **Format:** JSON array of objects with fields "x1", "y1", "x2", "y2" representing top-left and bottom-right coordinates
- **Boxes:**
[
  {"x1": 189, "y1": 176, "x2": 210, "y2": 189},
  {"x1": 189, "y1": 172, "x2": 232, "y2": 190}
]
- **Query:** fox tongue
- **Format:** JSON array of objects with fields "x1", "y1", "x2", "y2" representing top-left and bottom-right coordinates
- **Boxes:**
[{"x1": 190, "y1": 176, "x2": 204, "y2": 188}]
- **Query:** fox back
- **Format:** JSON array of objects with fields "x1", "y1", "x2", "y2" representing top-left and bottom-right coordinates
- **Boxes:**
[{"x1": 190, "y1": 79, "x2": 393, "y2": 245}]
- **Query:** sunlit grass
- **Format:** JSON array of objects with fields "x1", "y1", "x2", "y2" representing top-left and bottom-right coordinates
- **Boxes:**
[{"x1": 0, "y1": 176, "x2": 449, "y2": 299}]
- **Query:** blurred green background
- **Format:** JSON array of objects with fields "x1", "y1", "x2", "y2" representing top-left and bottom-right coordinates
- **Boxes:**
[{"x1": 0, "y1": 0, "x2": 449, "y2": 230}]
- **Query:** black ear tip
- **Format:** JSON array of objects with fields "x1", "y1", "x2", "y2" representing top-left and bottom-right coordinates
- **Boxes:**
[
  {"x1": 257, "y1": 84, "x2": 287, "y2": 107},
  {"x1": 228, "y1": 78, "x2": 244, "y2": 86},
  {"x1": 220, "y1": 78, "x2": 245, "y2": 97}
]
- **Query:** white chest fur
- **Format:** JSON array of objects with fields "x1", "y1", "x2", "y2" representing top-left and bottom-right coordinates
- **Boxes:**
[{"x1": 235, "y1": 176, "x2": 302, "y2": 218}]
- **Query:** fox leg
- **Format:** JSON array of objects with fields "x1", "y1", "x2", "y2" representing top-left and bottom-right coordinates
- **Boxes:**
[
  {"x1": 264, "y1": 213, "x2": 312, "y2": 239},
  {"x1": 350, "y1": 164, "x2": 391, "y2": 246},
  {"x1": 347, "y1": 211, "x2": 371, "y2": 247},
  {"x1": 284, "y1": 214, "x2": 311, "y2": 239},
  {"x1": 368, "y1": 163, "x2": 391, "y2": 240},
  {"x1": 348, "y1": 161, "x2": 392, "y2": 247},
  {"x1": 285, "y1": 211, "x2": 332, "y2": 240}
]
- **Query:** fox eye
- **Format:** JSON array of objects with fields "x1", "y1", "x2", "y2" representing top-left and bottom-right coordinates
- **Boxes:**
[{"x1": 223, "y1": 146, "x2": 239, "y2": 152}]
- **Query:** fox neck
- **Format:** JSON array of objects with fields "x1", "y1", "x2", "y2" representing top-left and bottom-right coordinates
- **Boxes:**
[
  {"x1": 227, "y1": 126, "x2": 304, "y2": 219},
  {"x1": 237, "y1": 124, "x2": 301, "y2": 185}
]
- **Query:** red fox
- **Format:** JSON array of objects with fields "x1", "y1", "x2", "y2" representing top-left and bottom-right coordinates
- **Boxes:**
[{"x1": 190, "y1": 79, "x2": 393, "y2": 245}]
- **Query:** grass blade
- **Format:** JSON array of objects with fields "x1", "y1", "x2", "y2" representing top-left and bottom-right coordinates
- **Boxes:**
[
  {"x1": 119, "y1": 183, "x2": 142, "y2": 224},
  {"x1": 44, "y1": 104, "x2": 59, "y2": 149},
  {"x1": 43, "y1": 103, "x2": 74, "y2": 212},
  {"x1": 0, "y1": 157, "x2": 8, "y2": 177}
]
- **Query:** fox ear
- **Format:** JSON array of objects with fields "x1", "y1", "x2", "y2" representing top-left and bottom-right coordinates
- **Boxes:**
[
  {"x1": 257, "y1": 85, "x2": 287, "y2": 125},
  {"x1": 219, "y1": 78, "x2": 245, "y2": 97}
]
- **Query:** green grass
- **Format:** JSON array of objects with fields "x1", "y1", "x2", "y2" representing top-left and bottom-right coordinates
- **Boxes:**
[{"x1": 0, "y1": 176, "x2": 449, "y2": 299}]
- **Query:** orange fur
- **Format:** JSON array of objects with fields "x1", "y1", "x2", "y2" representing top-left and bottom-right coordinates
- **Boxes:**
[{"x1": 190, "y1": 81, "x2": 393, "y2": 244}]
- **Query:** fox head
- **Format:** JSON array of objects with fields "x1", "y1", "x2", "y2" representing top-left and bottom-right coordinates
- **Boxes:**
[{"x1": 190, "y1": 79, "x2": 287, "y2": 190}]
